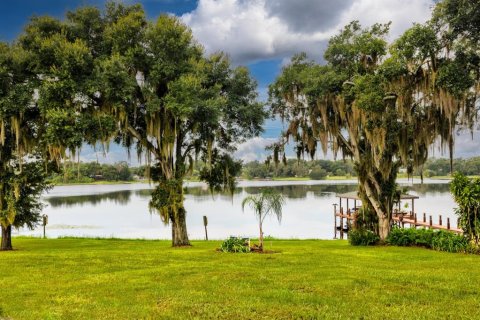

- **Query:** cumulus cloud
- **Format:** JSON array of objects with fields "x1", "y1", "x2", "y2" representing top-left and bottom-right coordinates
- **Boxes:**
[
  {"x1": 234, "y1": 137, "x2": 277, "y2": 162},
  {"x1": 337, "y1": 0, "x2": 434, "y2": 41},
  {"x1": 265, "y1": 0, "x2": 354, "y2": 33},
  {"x1": 181, "y1": 0, "x2": 434, "y2": 64},
  {"x1": 79, "y1": 144, "x2": 142, "y2": 166},
  {"x1": 452, "y1": 130, "x2": 480, "y2": 159}
]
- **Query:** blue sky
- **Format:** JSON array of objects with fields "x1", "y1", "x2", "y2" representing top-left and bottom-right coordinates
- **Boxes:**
[{"x1": 3, "y1": 0, "x2": 474, "y2": 164}]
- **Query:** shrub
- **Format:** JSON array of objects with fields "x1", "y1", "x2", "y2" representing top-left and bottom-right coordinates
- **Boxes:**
[
  {"x1": 431, "y1": 231, "x2": 469, "y2": 253},
  {"x1": 450, "y1": 173, "x2": 480, "y2": 246},
  {"x1": 348, "y1": 229, "x2": 380, "y2": 246},
  {"x1": 220, "y1": 237, "x2": 250, "y2": 253},
  {"x1": 386, "y1": 228, "x2": 434, "y2": 247},
  {"x1": 386, "y1": 227, "x2": 469, "y2": 253}
]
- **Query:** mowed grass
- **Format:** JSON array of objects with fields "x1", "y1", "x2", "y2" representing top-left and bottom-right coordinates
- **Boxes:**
[{"x1": 1, "y1": 238, "x2": 480, "y2": 319}]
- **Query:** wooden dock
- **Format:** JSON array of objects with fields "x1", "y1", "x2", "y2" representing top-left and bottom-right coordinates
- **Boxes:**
[
  {"x1": 334, "y1": 209, "x2": 462, "y2": 239},
  {"x1": 333, "y1": 191, "x2": 462, "y2": 239}
]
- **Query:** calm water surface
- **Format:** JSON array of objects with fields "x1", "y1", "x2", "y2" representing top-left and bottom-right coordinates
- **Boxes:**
[{"x1": 16, "y1": 179, "x2": 455, "y2": 240}]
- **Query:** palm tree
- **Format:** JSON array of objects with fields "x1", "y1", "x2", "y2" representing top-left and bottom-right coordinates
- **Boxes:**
[{"x1": 242, "y1": 189, "x2": 285, "y2": 251}]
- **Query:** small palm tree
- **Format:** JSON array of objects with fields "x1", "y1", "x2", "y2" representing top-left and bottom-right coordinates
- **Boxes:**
[{"x1": 242, "y1": 189, "x2": 285, "y2": 251}]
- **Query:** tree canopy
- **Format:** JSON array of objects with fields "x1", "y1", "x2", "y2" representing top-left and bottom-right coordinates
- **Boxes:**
[
  {"x1": 269, "y1": 1, "x2": 479, "y2": 239},
  {"x1": 8, "y1": 2, "x2": 266, "y2": 247}
]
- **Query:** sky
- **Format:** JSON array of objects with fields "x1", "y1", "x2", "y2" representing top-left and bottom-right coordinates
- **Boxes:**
[{"x1": 1, "y1": 0, "x2": 478, "y2": 164}]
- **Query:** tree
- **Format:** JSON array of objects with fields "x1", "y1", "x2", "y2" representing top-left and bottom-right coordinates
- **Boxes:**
[
  {"x1": 18, "y1": 3, "x2": 265, "y2": 247},
  {"x1": 0, "y1": 161, "x2": 50, "y2": 250},
  {"x1": 242, "y1": 189, "x2": 285, "y2": 251},
  {"x1": 0, "y1": 43, "x2": 54, "y2": 250},
  {"x1": 1, "y1": 7, "x2": 124, "y2": 249},
  {"x1": 269, "y1": 3, "x2": 479, "y2": 240},
  {"x1": 309, "y1": 167, "x2": 327, "y2": 180}
]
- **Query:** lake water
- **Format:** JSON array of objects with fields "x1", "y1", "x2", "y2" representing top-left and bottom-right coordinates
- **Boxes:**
[{"x1": 15, "y1": 179, "x2": 456, "y2": 240}]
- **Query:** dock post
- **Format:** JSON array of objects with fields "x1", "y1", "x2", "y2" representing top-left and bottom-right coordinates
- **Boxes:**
[
  {"x1": 439, "y1": 215, "x2": 442, "y2": 226},
  {"x1": 423, "y1": 213, "x2": 426, "y2": 229},
  {"x1": 447, "y1": 218, "x2": 450, "y2": 230},
  {"x1": 414, "y1": 214, "x2": 417, "y2": 229},
  {"x1": 333, "y1": 204, "x2": 338, "y2": 239},
  {"x1": 340, "y1": 207, "x2": 344, "y2": 240},
  {"x1": 429, "y1": 215, "x2": 433, "y2": 228}
]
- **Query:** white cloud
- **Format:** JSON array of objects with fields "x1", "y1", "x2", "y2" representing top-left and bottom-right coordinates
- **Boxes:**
[
  {"x1": 181, "y1": 0, "x2": 434, "y2": 64},
  {"x1": 337, "y1": 0, "x2": 434, "y2": 41},
  {"x1": 234, "y1": 137, "x2": 277, "y2": 162},
  {"x1": 79, "y1": 144, "x2": 142, "y2": 166},
  {"x1": 452, "y1": 130, "x2": 480, "y2": 159}
]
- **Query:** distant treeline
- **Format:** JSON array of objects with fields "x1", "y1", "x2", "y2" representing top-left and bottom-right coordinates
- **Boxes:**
[
  {"x1": 415, "y1": 157, "x2": 480, "y2": 177},
  {"x1": 49, "y1": 161, "x2": 133, "y2": 184},
  {"x1": 242, "y1": 159, "x2": 356, "y2": 179},
  {"x1": 243, "y1": 157, "x2": 480, "y2": 179},
  {"x1": 50, "y1": 157, "x2": 480, "y2": 184}
]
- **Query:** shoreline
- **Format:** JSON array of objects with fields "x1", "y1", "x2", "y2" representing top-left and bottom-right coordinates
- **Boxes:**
[{"x1": 51, "y1": 175, "x2": 461, "y2": 186}]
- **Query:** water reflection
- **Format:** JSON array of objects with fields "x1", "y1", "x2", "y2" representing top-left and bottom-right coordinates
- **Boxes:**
[
  {"x1": 408, "y1": 183, "x2": 451, "y2": 196},
  {"x1": 46, "y1": 184, "x2": 361, "y2": 207},
  {"x1": 17, "y1": 181, "x2": 456, "y2": 240},
  {"x1": 47, "y1": 191, "x2": 134, "y2": 208}
]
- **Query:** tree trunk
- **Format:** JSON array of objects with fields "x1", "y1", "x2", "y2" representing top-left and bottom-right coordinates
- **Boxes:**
[
  {"x1": 378, "y1": 215, "x2": 390, "y2": 241},
  {"x1": 1, "y1": 225, "x2": 12, "y2": 251},
  {"x1": 259, "y1": 222, "x2": 264, "y2": 251},
  {"x1": 357, "y1": 168, "x2": 397, "y2": 241},
  {"x1": 171, "y1": 207, "x2": 190, "y2": 247}
]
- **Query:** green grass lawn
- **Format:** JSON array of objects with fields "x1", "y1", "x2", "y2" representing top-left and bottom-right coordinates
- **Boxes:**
[{"x1": 2, "y1": 238, "x2": 480, "y2": 319}]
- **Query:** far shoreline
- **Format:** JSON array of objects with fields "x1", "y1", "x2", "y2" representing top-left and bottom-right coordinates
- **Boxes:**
[{"x1": 49, "y1": 175, "x2": 463, "y2": 187}]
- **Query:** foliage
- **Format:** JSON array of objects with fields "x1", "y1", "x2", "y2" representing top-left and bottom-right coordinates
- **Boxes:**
[
  {"x1": 387, "y1": 228, "x2": 469, "y2": 253},
  {"x1": 430, "y1": 231, "x2": 469, "y2": 253},
  {"x1": 450, "y1": 173, "x2": 480, "y2": 245},
  {"x1": 353, "y1": 207, "x2": 378, "y2": 232},
  {"x1": 242, "y1": 159, "x2": 355, "y2": 180},
  {"x1": 241, "y1": 189, "x2": 285, "y2": 250},
  {"x1": 309, "y1": 167, "x2": 328, "y2": 180},
  {"x1": 13, "y1": 2, "x2": 266, "y2": 246},
  {"x1": 49, "y1": 161, "x2": 133, "y2": 184},
  {"x1": 0, "y1": 40, "x2": 54, "y2": 249},
  {"x1": 268, "y1": 1, "x2": 480, "y2": 240},
  {"x1": 386, "y1": 228, "x2": 435, "y2": 247},
  {"x1": 414, "y1": 157, "x2": 480, "y2": 177},
  {"x1": 348, "y1": 229, "x2": 380, "y2": 246},
  {"x1": 220, "y1": 237, "x2": 250, "y2": 253}
]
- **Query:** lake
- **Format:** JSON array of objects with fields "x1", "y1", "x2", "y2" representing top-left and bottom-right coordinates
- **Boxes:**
[{"x1": 15, "y1": 179, "x2": 456, "y2": 240}]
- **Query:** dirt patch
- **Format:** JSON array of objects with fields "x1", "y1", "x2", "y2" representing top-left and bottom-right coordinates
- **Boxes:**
[{"x1": 249, "y1": 247, "x2": 280, "y2": 254}]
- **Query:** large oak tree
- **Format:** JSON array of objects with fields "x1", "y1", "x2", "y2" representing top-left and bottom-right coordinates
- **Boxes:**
[
  {"x1": 15, "y1": 3, "x2": 265, "y2": 247},
  {"x1": 269, "y1": 1, "x2": 479, "y2": 240}
]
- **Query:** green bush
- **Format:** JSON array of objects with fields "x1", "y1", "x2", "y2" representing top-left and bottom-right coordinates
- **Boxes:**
[
  {"x1": 450, "y1": 173, "x2": 480, "y2": 246},
  {"x1": 220, "y1": 237, "x2": 250, "y2": 253},
  {"x1": 431, "y1": 231, "x2": 469, "y2": 253},
  {"x1": 387, "y1": 228, "x2": 434, "y2": 247},
  {"x1": 348, "y1": 229, "x2": 379, "y2": 246},
  {"x1": 386, "y1": 227, "x2": 469, "y2": 253}
]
